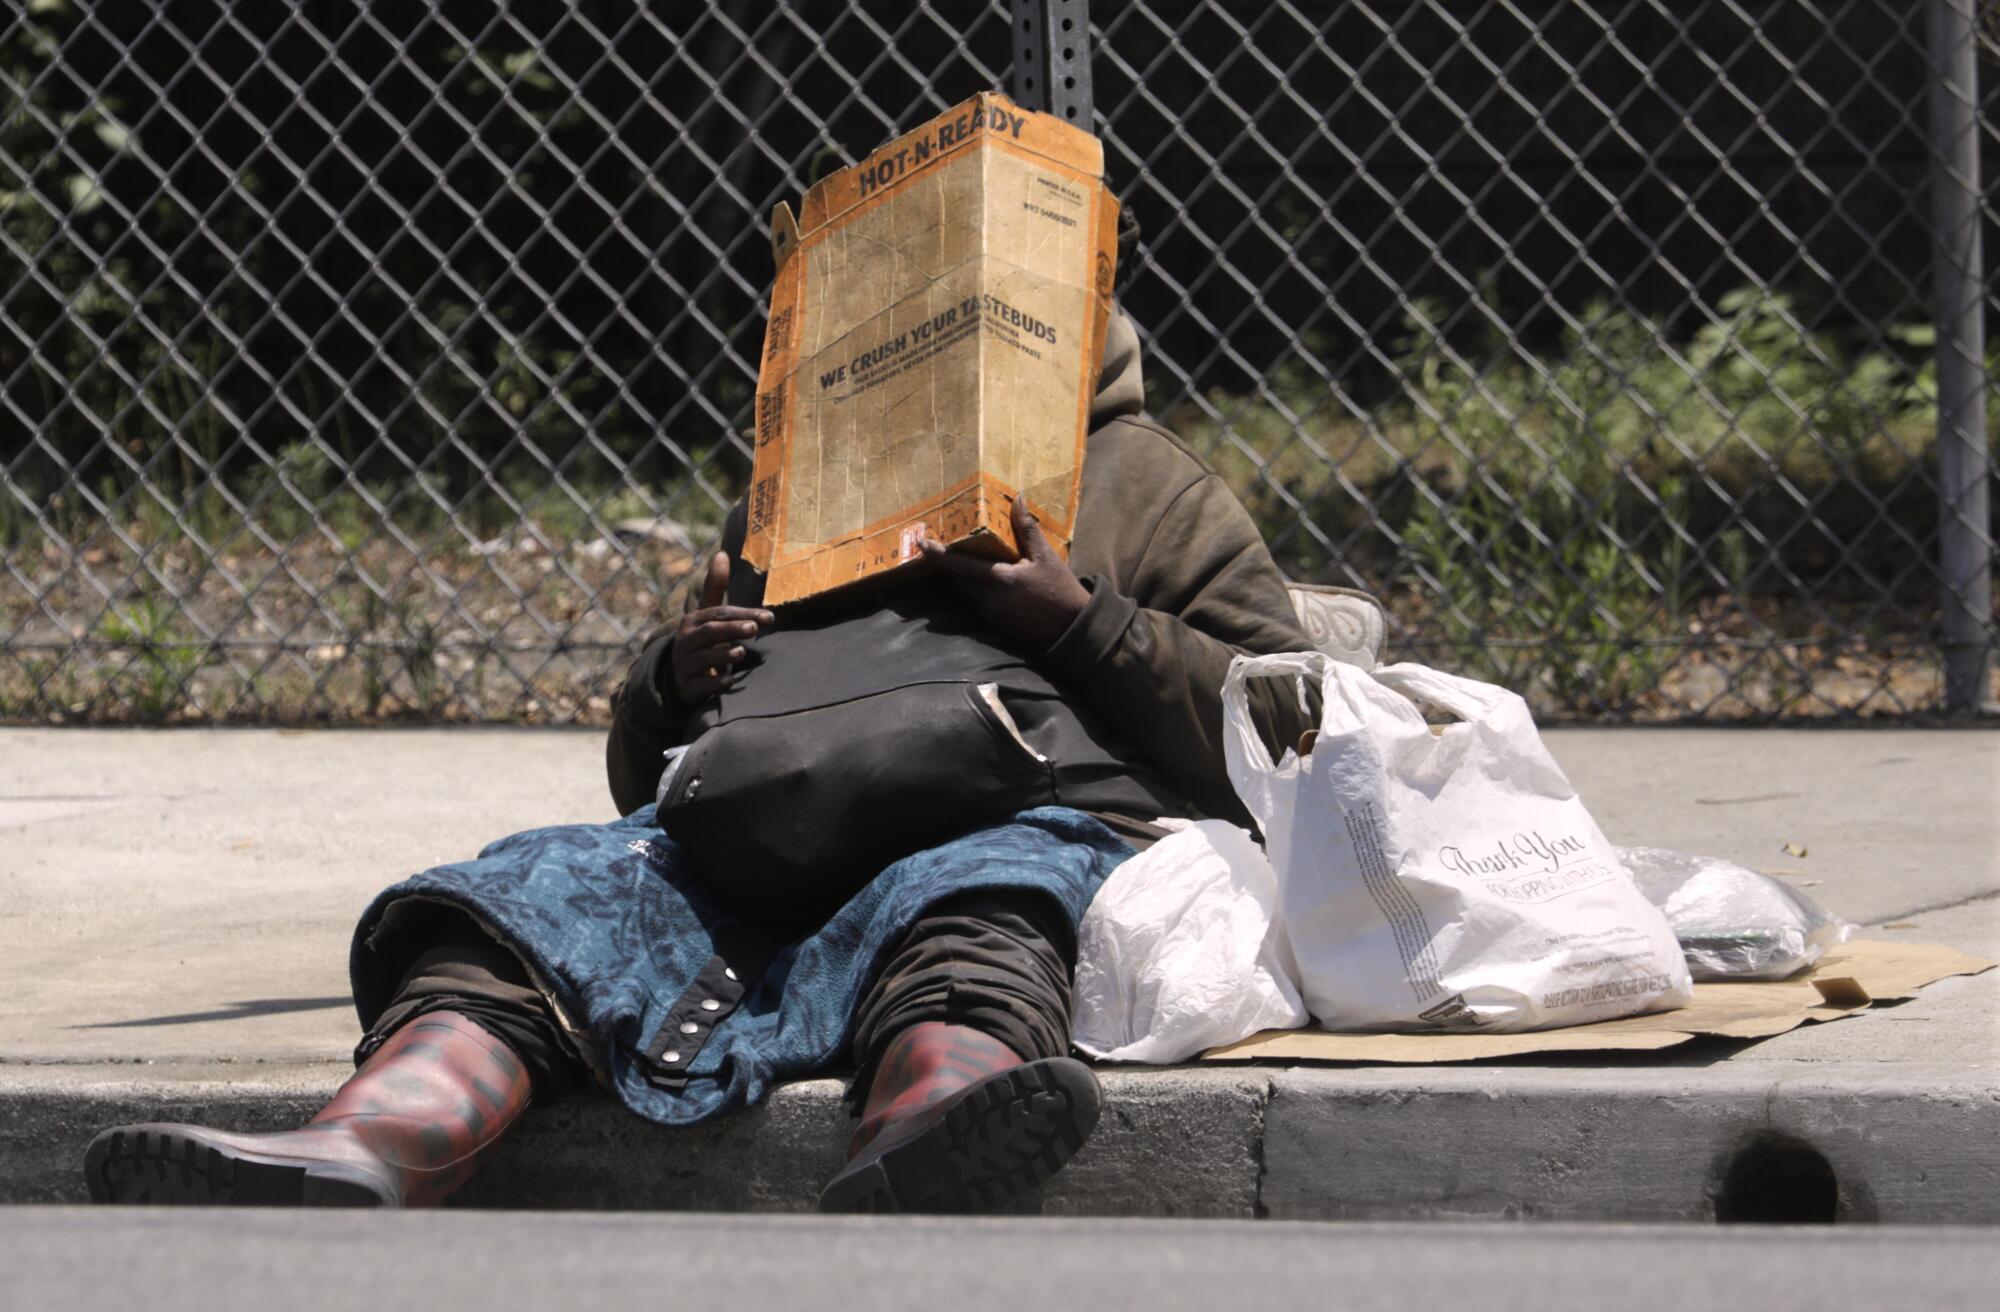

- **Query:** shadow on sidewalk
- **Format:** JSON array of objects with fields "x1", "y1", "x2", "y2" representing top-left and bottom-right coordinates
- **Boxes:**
[{"x1": 75, "y1": 997, "x2": 352, "y2": 1029}]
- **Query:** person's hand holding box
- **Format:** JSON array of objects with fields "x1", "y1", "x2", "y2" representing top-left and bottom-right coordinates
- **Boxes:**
[{"x1": 923, "y1": 495, "x2": 1090, "y2": 651}]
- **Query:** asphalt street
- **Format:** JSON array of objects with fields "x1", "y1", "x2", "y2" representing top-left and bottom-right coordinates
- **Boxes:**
[{"x1": 5, "y1": 1209, "x2": 1998, "y2": 1312}]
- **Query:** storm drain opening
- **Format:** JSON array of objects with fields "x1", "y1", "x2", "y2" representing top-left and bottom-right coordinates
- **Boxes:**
[{"x1": 1714, "y1": 1135, "x2": 1840, "y2": 1224}]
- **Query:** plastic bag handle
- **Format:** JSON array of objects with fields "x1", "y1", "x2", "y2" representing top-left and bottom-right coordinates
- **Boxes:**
[
  {"x1": 1220, "y1": 649, "x2": 1337, "y2": 778},
  {"x1": 1368, "y1": 661, "x2": 1527, "y2": 727}
]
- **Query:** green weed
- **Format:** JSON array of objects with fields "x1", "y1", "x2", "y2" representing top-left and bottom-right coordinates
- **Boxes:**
[
  {"x1": 95, "y1": 593, "x2": 203, "y2": 720},
  {"x1": 1409, "y1": 490, "x2": 1688, "y2": 714},
  {"x1": 1169, "y1": 287, "x2": 1981, "y2": 707}
]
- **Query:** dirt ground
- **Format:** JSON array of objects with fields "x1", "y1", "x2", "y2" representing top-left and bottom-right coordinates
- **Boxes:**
[{"x1": 0, "y1": 528, "x2": 1984, "y2": 725}]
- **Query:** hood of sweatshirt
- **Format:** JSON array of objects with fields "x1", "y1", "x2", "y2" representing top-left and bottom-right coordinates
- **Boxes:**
[{"x1": 1090, "y1": 307, "x2": 1145, "y2": 428}]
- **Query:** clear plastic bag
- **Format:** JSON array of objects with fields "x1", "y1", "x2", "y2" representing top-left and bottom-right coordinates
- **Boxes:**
[{"x1": 1616, "y1": 845, "x2": 1854, "y2": 981}]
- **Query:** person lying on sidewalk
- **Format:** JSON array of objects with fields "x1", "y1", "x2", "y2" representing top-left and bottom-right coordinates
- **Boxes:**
[{"x1": 83, "y1": 306, "x2": 1319, "y2": 1213}]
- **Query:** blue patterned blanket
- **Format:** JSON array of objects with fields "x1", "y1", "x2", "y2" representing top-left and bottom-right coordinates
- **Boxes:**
[{"x1": 349, "y1": 805, "x2": 1130, "y2": 1126}]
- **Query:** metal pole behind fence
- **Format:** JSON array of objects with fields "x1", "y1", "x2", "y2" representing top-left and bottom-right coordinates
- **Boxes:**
[
  {"x1": 1927, "y1": 0, "x2": 1995, "y2": 713},
  {"x1": 1011, "y1": 0, "x2": 1094, "y2": 125}
]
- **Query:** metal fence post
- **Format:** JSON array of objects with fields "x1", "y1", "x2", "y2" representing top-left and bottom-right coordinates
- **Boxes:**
[
  {"x1": 1927, "y1": 0, "x2": 1995, "y2": 713},
  {"x1": 1010, "y1": 0, "x2": 1094, "y2": 124}
]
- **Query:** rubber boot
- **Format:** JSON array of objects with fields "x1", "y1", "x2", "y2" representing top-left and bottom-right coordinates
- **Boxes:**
[
  {"x1": 83, "y1": 1011, "x2": 531, "y2": 1207},
  {"x1": 817, "y1": 1021, "x2": 1102, "y2": 1213}
]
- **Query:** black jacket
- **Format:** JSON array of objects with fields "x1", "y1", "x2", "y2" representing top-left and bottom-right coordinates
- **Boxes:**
[{"x1": 607, "y1": 312, "x2": 1317, "y2": 889}]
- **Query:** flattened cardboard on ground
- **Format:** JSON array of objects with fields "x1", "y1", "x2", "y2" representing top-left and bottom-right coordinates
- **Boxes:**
[
  {"x1": 1199, "y1": 939, "x2": 1995, "y2": 1064},
  {"x1": 743, "y1": 91, "x2": 1119, "y2": 605}
]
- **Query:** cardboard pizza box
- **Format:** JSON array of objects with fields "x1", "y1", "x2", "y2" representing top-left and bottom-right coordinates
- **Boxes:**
[{"x1": 742, "y1": 91, "x2": 1120, "y2": 606}]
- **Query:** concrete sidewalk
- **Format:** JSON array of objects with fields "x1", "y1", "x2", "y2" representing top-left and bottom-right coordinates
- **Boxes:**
[{"x1": 3, "y1": 727, "x2": 1996, "y2": 1220}]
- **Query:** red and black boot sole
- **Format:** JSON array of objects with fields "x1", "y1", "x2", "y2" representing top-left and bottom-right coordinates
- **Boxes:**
[{"x1": 818, "y1": 1056, "x2": 1102, "y2": 1214}]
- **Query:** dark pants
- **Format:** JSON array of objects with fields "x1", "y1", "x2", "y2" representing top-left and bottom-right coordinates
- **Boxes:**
[{"x1": 360, "y1": 888, "x2": 1077, "y2": 1104}]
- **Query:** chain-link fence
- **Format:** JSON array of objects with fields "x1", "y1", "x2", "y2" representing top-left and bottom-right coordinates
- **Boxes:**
[{"x1": 3, "y1": 0, "x2": 1995, "y2": 724}]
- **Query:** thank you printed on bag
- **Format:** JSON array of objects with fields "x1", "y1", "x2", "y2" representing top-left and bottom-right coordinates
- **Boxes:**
[{"x1": 1438, "y1": 829, "x2": 1613, "y2": 902}]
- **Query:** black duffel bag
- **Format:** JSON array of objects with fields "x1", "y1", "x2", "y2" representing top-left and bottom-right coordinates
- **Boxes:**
[{"x1": 658, "y1": 583, "x2": 1180, "y2": 928}]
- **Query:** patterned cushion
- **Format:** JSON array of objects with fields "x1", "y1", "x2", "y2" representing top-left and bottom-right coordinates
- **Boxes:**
[{"x1": 1286, "y1": 584, "x2": 1386, "y2": 670}]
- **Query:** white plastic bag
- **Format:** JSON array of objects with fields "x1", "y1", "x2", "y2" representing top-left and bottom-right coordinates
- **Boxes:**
[
  {"x1": 1617, "y1": 845, "x2": 1854, "y2": 981},
  {"x1": 1072, "y1": 819, "x2": 1308, "y2": 1063},
  {"x1": 1222, "y1": 652, "x2": 1693, "y2": 1033}
]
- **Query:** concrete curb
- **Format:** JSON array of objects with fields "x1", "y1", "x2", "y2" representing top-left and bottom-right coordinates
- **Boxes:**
[
  {"x1": 7, "y1": 1062, "x2": 1994, "y2": 1222},
  {"x1": 1260, "y1": 1066, "x2": 2000, "y2": 1222}
]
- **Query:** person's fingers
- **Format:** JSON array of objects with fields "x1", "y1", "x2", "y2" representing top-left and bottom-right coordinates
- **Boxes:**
[
  {"x1": 920, "y1": 538, "x2": 1001, "y2": 580},
  {"x1": 676, "y1": 641, "x2": 753, "y2": 680},
  {"x1": 1009, "y1": 494, "x2": 1039, "y2": 555},
  {"x1": 678, "y1": 645, "x2": 750, "y2": 682},
  {"x1": 1014, "y1": 495, "x2": 1064, "y2": 564},
  {"x1": 684, "y1": 606, "x2": 775, "y2": 630},
  {"x1": 689, "y1": 614, "x2": 767, "y2": 636},
  {"x1": 678, "y1": 670, "x2": 740, "y2": 698},
  {"x1": 677, "y1": 619, "x2": 751, "y2": 651},
  {"x1": 670, "y1": 588, "x2": 770, "y2": 702},
  {"x1": 676, "y1": 646, "x2": 742, "y2": 680},
  {"x1": 699, "y1": 551, "x2": 729, "y2": 610}
]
